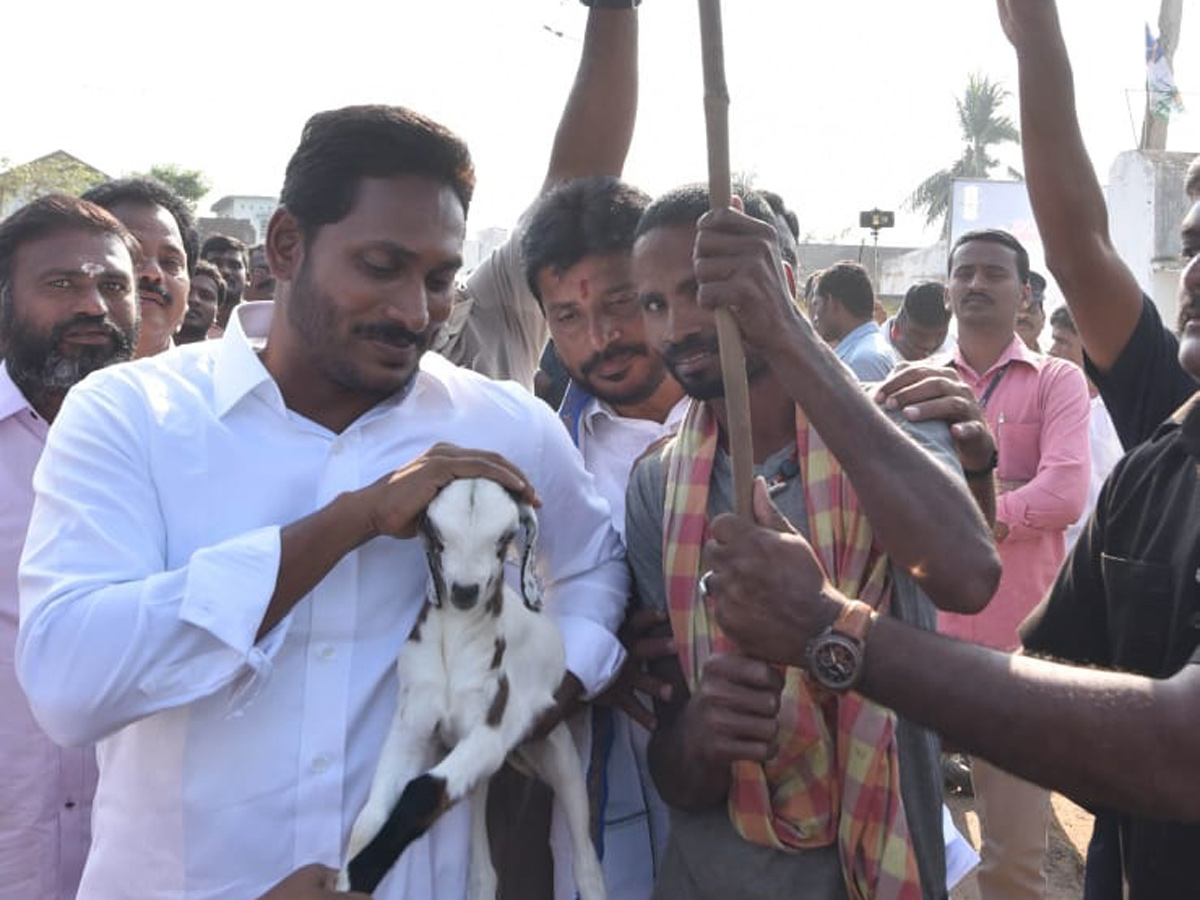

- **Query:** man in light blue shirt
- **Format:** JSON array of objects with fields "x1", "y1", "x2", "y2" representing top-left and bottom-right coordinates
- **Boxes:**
[{"x1": 810, "y1": 261, "x2": 896, "y2": 381}]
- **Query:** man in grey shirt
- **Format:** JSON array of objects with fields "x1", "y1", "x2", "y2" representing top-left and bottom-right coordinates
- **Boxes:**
[{"x1": 624, "y1": 185, "x2": 1000, "y2": 900}]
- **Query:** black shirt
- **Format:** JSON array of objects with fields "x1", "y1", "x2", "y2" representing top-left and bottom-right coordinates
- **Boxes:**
[
  {"x1": 1085, "y1": 295, "x2": 1198, "y2": 450},
  {"x1": 1020, "y1": 393, "x2": 1200, "y2": 899}
]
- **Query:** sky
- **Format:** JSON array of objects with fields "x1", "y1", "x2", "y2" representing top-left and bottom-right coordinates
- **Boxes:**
[{"x1": 2, "y1": 0, "x2": 1196, "y2": 250}]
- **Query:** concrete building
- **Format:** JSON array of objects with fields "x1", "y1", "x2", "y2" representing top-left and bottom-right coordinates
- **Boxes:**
[{"x1": 208, "y1": 195, "x2": 277, "y2": 244}]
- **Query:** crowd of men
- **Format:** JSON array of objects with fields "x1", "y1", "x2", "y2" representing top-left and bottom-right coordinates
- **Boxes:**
[{"x1": 1, "y1": 1, "x2": 1197, "y2": 899}]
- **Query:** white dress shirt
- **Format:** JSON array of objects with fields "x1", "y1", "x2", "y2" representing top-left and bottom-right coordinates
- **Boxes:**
[
  {"x1": 17, "y1": 302, "x2": 628, "y2": 900},
  {"x1": 0, "y1": 363, "x2": 97, "y2": 900},
  {"x1": 553, "y1": 394, "x2": 686, "y2": 900},
  {"x1": 576, "y1": 396, "x2": 689, "y2": 543}
]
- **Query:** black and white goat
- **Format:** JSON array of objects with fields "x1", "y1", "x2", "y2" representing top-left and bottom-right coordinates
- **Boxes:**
[{"x1": 339, "y1": 477, "x2": 607, "y2": 900}]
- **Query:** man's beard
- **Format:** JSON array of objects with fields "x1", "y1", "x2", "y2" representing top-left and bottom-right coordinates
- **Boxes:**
[
  {"x1": 2, "y1": 308, "x2": 136, "y2": 404},
  {"x1": 287, "y1": 260, "x2": 437, "y2": 398},
  {"x1": 574, "y1": 341, "x2": 664, "y2": 407},
  {"x1": 661, "y1": 332, "x2": 769, "y2": 401}
]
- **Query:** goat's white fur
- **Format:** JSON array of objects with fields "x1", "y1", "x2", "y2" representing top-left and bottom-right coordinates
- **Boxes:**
[{"x1": 339, "y1": 478, "x2": 606, "y2": 900}]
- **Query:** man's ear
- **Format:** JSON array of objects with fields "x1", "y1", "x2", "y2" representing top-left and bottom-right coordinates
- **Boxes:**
[{"x1": 266, "y1": 207, "x2": 304, "y2": 284}]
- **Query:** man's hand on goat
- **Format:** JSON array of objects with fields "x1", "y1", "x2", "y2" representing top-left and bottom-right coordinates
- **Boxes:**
[
  {"x1": 527, "y1": 671, "x2": 587, "y2": 742},
  {"x1": 257, "y1": 864, "x2": 372, "y2": 900},
  {"x1": 360, "y1": 443, "x2": 538, "y2": 540},
  {"x1": 595, "y1": 608, "x2": 676, "y2": 730}
]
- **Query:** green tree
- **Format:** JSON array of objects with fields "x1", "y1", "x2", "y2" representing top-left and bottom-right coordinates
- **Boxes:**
[
  {"x1": 0, "y1": 152, "x2": 107, "y2": 212},
  {"x1": 907, "y1": 73, "x2": 1022, "y2": 235},
  {"x1": 134, "y1": 163, "x2": 211, "y2": 211}
]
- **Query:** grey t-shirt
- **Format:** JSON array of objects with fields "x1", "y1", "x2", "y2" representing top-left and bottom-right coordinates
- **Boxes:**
[
  {"x1": 624, "y1": 413, "x2": 956, "y2": 900},
  {"x1": 431, "y1": 226, "x2": 548, "y2": 391}
]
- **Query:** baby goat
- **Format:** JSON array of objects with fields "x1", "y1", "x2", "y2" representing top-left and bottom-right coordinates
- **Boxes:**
[{"x1": 339, "y1": 477, "x2": 606, "y2": 900}]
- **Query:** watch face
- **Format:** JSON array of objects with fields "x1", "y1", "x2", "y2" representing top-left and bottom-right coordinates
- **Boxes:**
[{"x1": 808, "y1": 634, "x2": 863, "y2": 691}]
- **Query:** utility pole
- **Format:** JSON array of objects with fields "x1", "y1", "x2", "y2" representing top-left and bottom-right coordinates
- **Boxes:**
[{"x1": 1141, "y1": 0, "x2": 1184, "y2": 151}]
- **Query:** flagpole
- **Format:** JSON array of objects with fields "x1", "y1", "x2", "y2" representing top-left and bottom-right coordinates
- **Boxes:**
[{"x1": 698, "y1": 0, "x2": 754, "y2": 520}]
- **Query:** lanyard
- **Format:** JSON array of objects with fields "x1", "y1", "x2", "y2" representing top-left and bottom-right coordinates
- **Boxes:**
[{"x1": 978, "y1": 362, "x2": 1011, "y2": 411}]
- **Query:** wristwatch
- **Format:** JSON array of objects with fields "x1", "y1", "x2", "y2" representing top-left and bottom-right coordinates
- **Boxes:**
[{"x1": 805, "y1": 599, "x2": 875, "y2": 692}]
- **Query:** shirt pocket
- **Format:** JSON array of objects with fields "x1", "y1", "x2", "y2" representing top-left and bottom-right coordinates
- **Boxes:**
[
  {"x1": 996, "y1": 420, "x2": 1041, "y2": 485},
  {"x1": 1101, "y1": 552, "x2": 1175, "y2": 675}
]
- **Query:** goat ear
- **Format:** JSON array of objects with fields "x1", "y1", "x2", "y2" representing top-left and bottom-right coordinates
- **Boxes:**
[
  {"x1": 418, "y1": 512, "x2": 444, "y2": 608},
  {"x1": 518, "y1": 503, "x2": 542, "y2": 611}
]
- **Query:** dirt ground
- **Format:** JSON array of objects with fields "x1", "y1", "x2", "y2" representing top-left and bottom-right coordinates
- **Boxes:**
[{"x1": 948, "y1": 791, "x2": 1091, "y2": 900}]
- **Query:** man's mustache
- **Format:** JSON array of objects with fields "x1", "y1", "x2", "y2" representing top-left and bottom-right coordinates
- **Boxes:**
[
  {"x1": 580, "y1": 342, "x2": 648, "y2": 377},
  {"x1": 662, "y1": 333, "x2": 720, "y2": 366},
  {"x1": 138, "y1": 279, "x2": 169, "y2": 304},
  {"x1": 353, "y1": 322, "x2": 427, "y2": 347}
]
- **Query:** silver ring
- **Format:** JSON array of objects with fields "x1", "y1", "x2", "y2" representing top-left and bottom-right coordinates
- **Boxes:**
[{"x1": 698, "y1": 569, "x2": 715, "y2": 599}]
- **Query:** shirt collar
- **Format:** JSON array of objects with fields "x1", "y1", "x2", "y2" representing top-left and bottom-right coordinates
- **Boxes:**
[
  {"x1": 839, "y1": 320, "x2": 880, "y2": 347},
  {"x1": 213, "y1": 301, "x2": 277, "y2": 418},
  {"x1": 213, "y1": 300, "x2": 456, "y2": 421},
  {"x1": 581, "y1": 393, "x2": 689, "y2": 435},
  {"x1": 952, "y1": 334, "x2": 1037, "y2": 379},
  {"x1": 0, "y1": 361, "x2": 34, "y2": 422}
]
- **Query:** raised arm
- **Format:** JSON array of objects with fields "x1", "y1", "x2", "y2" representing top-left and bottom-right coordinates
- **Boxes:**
[
  {"x1": 997, "y1": 0, "x2": 1144, "y2": 371},
  {"x1": 541, "y1": 3, "x2": 639, "y2": 191}
]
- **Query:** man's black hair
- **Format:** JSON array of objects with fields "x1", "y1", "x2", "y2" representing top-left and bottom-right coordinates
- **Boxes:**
[
  {"x1": 0, "y1": 195, "x2": 140, "y2": 345},
  {"x1": 948, "y1": 228, "x2": 1031, "y2": 284},
  {"x1": 280, "y1": 105, "x2": 475, "y2": 239},
  {"x1": 201, "y1": 234, "x2": 248, "y2": 267},
  {"x1": 634, "y1": 183, "x2": 775, "y2": 241},
  {"x1": 757, "y1": 188, "x2": 801, "y2": 269},
  {"x1": 191, "y1": 258, "x2": 227, "y2": 309},
  {"x1": 82, "y1": 178, "x2": 199, "y2": 275},
  {"x1": 1186, "y1": 154, "x2": 1200, "y2": 201},
  {"x1": 816, "y1": 261, "x2": 875, "y2": 320},
  {"x1": 521, "y1": 176, "x2": 650, "y2": 303},
  {"x1": 1049, "y1": 304, "x2": 1076, "y2": 332},
  {"x1": 900, "y1": 280, "x2": 950, "y2": 328}
]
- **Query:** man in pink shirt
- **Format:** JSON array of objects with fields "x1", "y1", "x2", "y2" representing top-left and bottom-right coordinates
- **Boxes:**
[
  {"x1": 939, "y1": 229, "x2": 1090, "y2": 900},
  {"x1": 0, "y1": 195, "x2": 141, "y2": 900}
]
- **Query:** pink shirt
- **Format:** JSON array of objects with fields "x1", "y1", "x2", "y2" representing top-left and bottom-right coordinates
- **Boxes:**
[
  {"x1": 939, "y1": 339, "x2": 1091, "y2": 650},
  {"x1": 0, "y1": 363, "x2": 96, "y2": 900}
]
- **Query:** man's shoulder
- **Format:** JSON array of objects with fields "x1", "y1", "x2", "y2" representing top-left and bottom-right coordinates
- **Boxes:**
[
  {"x1": 422, "y1": 352, "x2": 550, "y2": 421},
  {"x1": 74, "y1": 343, "x2": 217, "y2": 405}
]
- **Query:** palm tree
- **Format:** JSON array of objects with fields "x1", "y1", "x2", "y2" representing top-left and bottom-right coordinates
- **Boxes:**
[{"x1": 907, "y1": 73, "x2": 1022, "y2": 234}]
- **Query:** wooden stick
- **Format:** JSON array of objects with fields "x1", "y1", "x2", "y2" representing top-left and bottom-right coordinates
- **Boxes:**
[{"x1": 698, "y1": 0, "x2": 754, "y2": 519}]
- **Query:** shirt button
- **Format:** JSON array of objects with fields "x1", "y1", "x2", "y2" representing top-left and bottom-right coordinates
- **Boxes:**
[
  {"x1": 317, "y1": 644, "x2": 336, "y2": 660},
  {"x1": 64, "y1": 800, "x2": 76, "y2": 809},
  {"x1": 312, "y1": 756, "x2": 330, "y2": 773}
]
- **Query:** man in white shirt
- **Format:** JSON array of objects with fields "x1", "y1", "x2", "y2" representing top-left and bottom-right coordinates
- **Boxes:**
[
  {"x1": 18, "y1": 105, "x2": 628, "y2": 900},
  {"x1": 521, "y1": 175, "x2": 686, "y2": 900},
  {"x1": 0, "y1": 194, "x2": 141, "y2": 900},
  {"x1": 1047, "y1": 305, "x2": 1124, "y2": 550}
]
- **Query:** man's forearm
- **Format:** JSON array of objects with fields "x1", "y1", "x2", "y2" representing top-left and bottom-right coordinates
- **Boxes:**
[
  {"x1": 648, "y1": 700, "x2": 731, "y2": 812},
  {"x1": 765, "y1": 319, "x2": 999, "y2": 612},
  {"x1": 860, "y1": 616, "x2": 1200, "y2": 820},
  {"x1": 543, "y1": 7, "x2": 638, "y2": 188}
]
